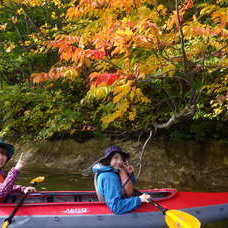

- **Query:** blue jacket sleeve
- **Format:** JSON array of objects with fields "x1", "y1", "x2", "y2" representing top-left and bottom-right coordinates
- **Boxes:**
[{"x1": 98, "y1": 172, "x2": 141, "y2": 215}]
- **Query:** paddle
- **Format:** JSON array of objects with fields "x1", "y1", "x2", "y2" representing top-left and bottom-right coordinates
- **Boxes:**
[
  {"x1": 2, "y1": 176, "x2": 45, "y2": 228},
  {"x1": 135, "y1": 189, "x2": 201, "y2": 228}
]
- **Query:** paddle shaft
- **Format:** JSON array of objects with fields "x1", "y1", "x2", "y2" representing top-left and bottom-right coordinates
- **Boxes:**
[
  {"x1": 134, "y1": 189, "x2": 167, "y2": 214},
  {"x1": 3, "y1": 182, "x2": 37, "y2": 225},
  {"x1": 4, "y1": 192, "x2": 29, "y2": 224}
]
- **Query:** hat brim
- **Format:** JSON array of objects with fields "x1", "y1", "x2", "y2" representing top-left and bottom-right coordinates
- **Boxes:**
[{"x1": 99, "y1": 151, "x2": 130, "y2": 163}]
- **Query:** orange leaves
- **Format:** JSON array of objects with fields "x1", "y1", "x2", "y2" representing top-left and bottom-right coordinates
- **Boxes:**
[
  {"x1": 109, "y1": 0, "x2": 139, "y2": 10},
  {"x1": 167, "y1": 0, "x2": 193, "y2": 30},
  {"x1": 191, "y1": 26, "x2": 228, "y2": 38},
  {"x1": 212, "y1": 10, "x2": 228, "y2": 27},
  {"x1": 93, "y1": 33, "x2": 114, "y2": 51},
  {"x1": 31, "y1": 72, "x2": 49, "y2": 83},
  {"x1": 0, "y1": 23, "x2": 7, "y2": 31},
  {"x1": 31, "y1": 67, "x2": 79, "y2": 83},
  {"x1": 49, "y1": 35, "x2": 107, "y2": 65},
  {"x1": 182, "y1": 0, "x2": 193, "y2": 12},
  {"x1": 66, "y1": 0, "x2": 106, "y2": 19},
  {"x1": 89, "y1": 72, "x2": 121, "y2": 88},
  {"x1": 66, "y1": 7, "x2": 81, "y2": 19},
  {"x1": 50, "y1": 35, "x2": 80, "y2": 49}
]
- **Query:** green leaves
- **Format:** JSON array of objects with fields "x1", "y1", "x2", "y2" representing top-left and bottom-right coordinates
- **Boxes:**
[{"x1": 0, "y1": 84, "x2": 95, "y2": 140}]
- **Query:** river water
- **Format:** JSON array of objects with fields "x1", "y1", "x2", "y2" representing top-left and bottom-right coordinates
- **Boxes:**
[{"x1": 14, "y1": 167, "x2": 228, "y2": 228}]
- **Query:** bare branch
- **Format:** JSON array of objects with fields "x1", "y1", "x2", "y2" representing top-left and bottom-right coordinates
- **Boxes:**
[
  {"x1": 136, "y1": 130, "x2": 154, "y2": 179},
  {"x1": 152, "y1": 105, "x2": 196, "y2": 129}
]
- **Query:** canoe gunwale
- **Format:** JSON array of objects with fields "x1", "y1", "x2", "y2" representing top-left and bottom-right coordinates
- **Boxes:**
[{"x1": 0, "y1": 189, "x2": 177, "y2": 207}]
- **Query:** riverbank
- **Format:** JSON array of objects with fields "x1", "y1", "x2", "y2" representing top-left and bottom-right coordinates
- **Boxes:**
[{"x1": 6, "y1": 136, "x2": 228, "y2": 192}]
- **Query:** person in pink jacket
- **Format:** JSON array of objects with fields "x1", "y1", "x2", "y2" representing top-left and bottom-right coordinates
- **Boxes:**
[{"x1": 0, "y1": 140, "x2": 36, "y2": 201}]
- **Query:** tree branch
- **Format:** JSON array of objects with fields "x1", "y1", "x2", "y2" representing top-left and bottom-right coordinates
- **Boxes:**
[
  {"x1": 136, "y1": 130, "x2": 154, "y2": 179},
  {"x1": 152, "y1": 105, "x2": 196, "y2": 129},
  {"x1": 175, "y1": 0, "x2": 188, "y2": 72}
]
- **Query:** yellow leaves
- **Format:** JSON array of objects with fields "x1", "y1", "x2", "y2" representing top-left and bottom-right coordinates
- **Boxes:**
[
  {"x1": 11, "y1": 16, "x2": 18, "y2": 24},
  {"x1": 186, "y1": 40, "x2": 207, "y2": 59},
  {"x1": 22, "y1": 0, "x2": 43, "y2": 7},
  {"x1": 203, "y1": 74, "x2": 228, "y2": 118},
  {"x1": 85, "y1": 86, "x2": 112, "y2": 100},
  {"x1": 216, "y1": 0, "x2": 227, "y2": 4},
  {"x1": 63, "y1": 68, "x2": 79, "y2": 79},
  {"x1": 102, "y1": 100, "x2": 130, "y2": 125},
  {"x1": 139, "y1": 61, "x2": 159, "y2": 76},
  {"x1": 100, "y1": 79, "x2": 150, "y2": 126},
  {"x1": 16, "y1": 8, "x2": 24, "y2": 15},
  {"x1": 199, "y1": 4, "x2": 217, "y2": 17},
  {"x1": 5, "y1": 43, "x2": 16, "y2": 53},
  {"x1": 51, "y1": 12, "x2": 57, "y2": 20},
  {"x1": 129, "y1": 110, "x2": 136, "y2": 121},
  {"x1": 113, "y1": 82, "x2": 132, "y2": 103},
  {"x1": 52, "y1": 0, "x2": 62, "y2": 7},
  {"x1": 134, "y1": 87, "x2": 150, "y2": 103},
  {"x1": 116, "y1": 28, "x2": 133, "y2": 36},
  {"x1": 157, "y1": 4, "x2": 168, "y2": 16},
  {"x1": 219, "y1": 58, "x2": 228, "y2": 68},
  {"x1": 166, "y1": 12, "x2": 177, "y2": 31},
  {"x1": 66, "y1": 7, "x2": 83, "y2": 19}
]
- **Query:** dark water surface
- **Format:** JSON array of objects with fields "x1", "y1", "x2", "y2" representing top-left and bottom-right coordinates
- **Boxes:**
[{"x1": 15, "y1": 167, "x2": 228, "y2": 228}]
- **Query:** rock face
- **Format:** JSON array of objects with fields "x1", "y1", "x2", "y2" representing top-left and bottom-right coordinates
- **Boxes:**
[{"x1": 7, "y1": 137, "x2": 228, "y2": 191}]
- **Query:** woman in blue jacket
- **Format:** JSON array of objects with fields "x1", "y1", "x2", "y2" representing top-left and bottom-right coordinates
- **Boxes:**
[{"x1": 92, "y1": 145, "x2": 151, "y2": 215}]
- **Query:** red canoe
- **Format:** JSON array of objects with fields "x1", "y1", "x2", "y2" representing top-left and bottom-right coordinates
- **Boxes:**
[{"x1": 0, "y1": 189, "x2": 227, "y2": 227}]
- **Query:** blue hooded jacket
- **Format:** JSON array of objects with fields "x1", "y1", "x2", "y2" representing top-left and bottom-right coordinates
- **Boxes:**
[{"x1": 92, "y1": 164, "x2": 141, "y2": 215}]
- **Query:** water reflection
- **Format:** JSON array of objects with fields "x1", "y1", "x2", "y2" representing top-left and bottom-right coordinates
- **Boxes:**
[{"x1": 15, "y1": 167, "x2": 228, "y2": 228}]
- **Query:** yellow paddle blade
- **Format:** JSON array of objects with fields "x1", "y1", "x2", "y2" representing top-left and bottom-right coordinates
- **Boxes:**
[
  {"x1": 2, "y1": 220, "x2": 9, "y2": 228},
  {"x1": 165, "y1": 210, "x2": 201, "y2": 228},
  {"x1": 30, "y1": 176, "x2": 45, "y2": 184}
]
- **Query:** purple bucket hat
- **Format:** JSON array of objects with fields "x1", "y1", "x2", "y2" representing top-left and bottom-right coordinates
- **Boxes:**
[{"x1": 99, "y1": 145, "x2": 129, "y2": 163}]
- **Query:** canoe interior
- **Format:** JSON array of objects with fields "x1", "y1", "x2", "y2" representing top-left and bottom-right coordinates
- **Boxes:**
[{"x1": 4, "y1": 189, "x2": 176, "y2": 204}]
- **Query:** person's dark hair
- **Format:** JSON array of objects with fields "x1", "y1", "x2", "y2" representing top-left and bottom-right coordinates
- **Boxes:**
[
  {"x1": 0, "y1": 146, "x2": 7, "y2": 156},
  {"x1": 100, "y1": 157, "x2": 112, "y2": 166}
]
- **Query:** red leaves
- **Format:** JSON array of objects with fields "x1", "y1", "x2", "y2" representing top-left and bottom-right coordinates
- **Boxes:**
[
  {"x1": 87, "y1": 49, "x2": 106, "y2": 60},
  {"x1": 89, "y1": 72, "x2": 121, "y2": 88}
]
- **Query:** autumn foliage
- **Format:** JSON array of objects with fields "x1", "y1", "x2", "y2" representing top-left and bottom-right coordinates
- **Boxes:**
[{"x1": 0, "y1": 0, "x2": 227, "y2": 139}]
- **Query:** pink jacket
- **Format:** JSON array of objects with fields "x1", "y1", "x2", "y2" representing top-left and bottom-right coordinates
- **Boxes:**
[{"x1": 0, "y1": 168, "x2": 26, "y2": 198}]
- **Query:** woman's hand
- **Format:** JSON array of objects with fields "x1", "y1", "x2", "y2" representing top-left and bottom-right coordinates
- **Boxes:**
[
  {"x1": 122, "y1": 162, "x2": 134, "y2": 174},
  {"x1": 24, "y1": 186, "x2": 36, "y2": 194},
  {"x1": 139, "y1": 193, "x2": 151, "y2": 203},
  {"x1": 15, "y1": 153, "x2": 26, "y2": 171}
]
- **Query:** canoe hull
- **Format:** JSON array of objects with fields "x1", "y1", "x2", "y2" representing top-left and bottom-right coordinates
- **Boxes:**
[
  {"x1": 1, "y1": 204, "x2": 228, "y2": 228},
  {"x1": 0, "y1": 190, "x2": 228, "y2": 227}
]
